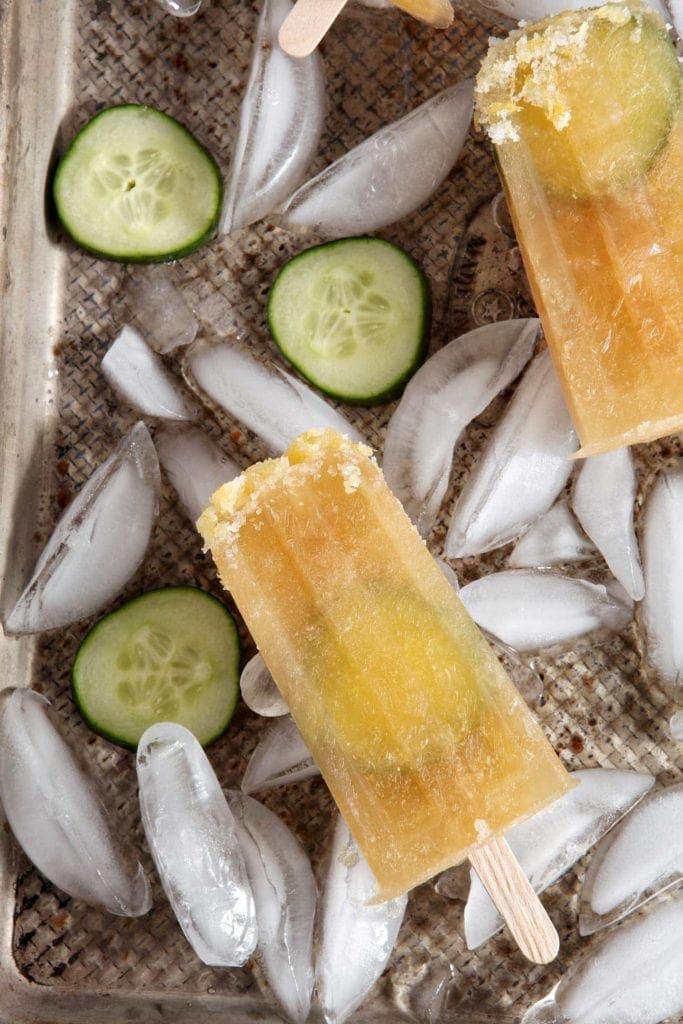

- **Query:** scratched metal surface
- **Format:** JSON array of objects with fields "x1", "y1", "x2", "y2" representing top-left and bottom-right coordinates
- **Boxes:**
[{"x1": 0, "y1": 1, "x2": 681, "y2": 1022}]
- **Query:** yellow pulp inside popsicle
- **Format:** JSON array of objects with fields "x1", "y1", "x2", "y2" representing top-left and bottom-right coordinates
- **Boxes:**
[
  {"x1": 476, "y1": 2, "x2": 683, "y2": 456},
  {"x1": 199, "y1": 430, "x2": 573, "y2": 898}
]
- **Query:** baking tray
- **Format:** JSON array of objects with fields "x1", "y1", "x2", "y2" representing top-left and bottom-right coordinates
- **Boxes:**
[{"x1": 0, "y1": 1, "x2": 681, "y2": 1022}]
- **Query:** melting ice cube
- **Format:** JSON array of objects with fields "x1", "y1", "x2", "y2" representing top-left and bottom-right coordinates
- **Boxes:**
[
  {"x1": 137, "y1": 722, "x2": 257, "y2": 966},
  {"x1": 0, "y1": 689, "x2": 151, "y2": 916}
]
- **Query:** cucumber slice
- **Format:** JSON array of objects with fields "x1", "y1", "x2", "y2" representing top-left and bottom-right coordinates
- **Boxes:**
[
  {"x1": 514, "y1": 9, "x2": 681, "y2": 197},
  {"x1": 268, "y1": 237, "x2": 430, "y2": 405},
  {"x1": 72, "y1": 587, "x2": 240, "y2": 749},
  {"x1": 53, "y1": 105, "x2": 223, "y2": 262}
]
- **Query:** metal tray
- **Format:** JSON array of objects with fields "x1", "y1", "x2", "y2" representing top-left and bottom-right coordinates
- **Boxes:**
[{"x1": 0, "y1": 1, "x2": 680, "y2": 1022}]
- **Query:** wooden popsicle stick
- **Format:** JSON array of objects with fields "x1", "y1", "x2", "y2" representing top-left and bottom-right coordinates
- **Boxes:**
[
  {"x1": 278, "y1": 0, "x2": 349, "y2": 58},
  {"x1": 469, "y1": 835, "x2": 559, "y2": 965}
]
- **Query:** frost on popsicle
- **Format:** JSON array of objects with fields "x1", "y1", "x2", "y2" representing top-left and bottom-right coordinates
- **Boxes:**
[
  {"x1": 0, "y1": 689, "x2": 151, "y2": 916},
  {"x1": 463, "y1": 768, "x2": 654, "y2": 949},
  {"x1": 126, "y1": 266, "x2": 198, "y2": 353},
  {"x1": 572, "y1": 447, "x2": 644, "y2": 601},
  {"x1": 241, "y1": 716, "x2": 319, "y2": 794},
  {"x1": 240, "y1": 653, "x2": 289, "y2": 717},
  {"x1": 383, "y1": 318, "x2": 538, "y2": 534},
  {"x1": 137, "y1": 722, "x2": 257, "y2": 966},
  {"x1": 280, "y1": 80, "x2": 473, "y2": 238},
  {"x1": 4, "y1": 422, "x2": 160, "y2": 635},
  {"x1": 228, "y1": 792, "x2": 316, "y2": 1023},
  {"x1": 222, "y1": 0, "x2": 326, "y2": 234},
  {"x1": 508, "y1": 500, "x2": 596, "y2": 568},
  {"x1": 316, "y1": 815, "x2": 408, "y2": 1024},
  {"x1": 102, "y1": 326, "x2": 195, "y2": 421},
  {"x1": 579, "y1": 782, "x2": 683, "y2": 935},
  {"x1": 444, "y1": 349, "x2": 576, "y2": 559},
  {"x1": 459, "y1": 570, "x2": 632, "y2": 653},
  {"x1": 522, "y1": 892, "x2": 683, "y2": 1024},
  {"x1": 641, "y1": 463, "x2": 683, "y2": 697},
  {"x1": 186, "y1": 339, "x2": 362, "y2": 454},
  {"x1": 155, "y1": 424, "x2": 240, "y2": 524}
]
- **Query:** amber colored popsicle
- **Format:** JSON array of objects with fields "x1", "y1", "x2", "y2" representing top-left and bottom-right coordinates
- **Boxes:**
[
  {"x1": 476, "y1": 1, "x2": 683, "y2": 457},
  {"x1": 198, "y1": 430, "x2": 573, "y2": 904}
]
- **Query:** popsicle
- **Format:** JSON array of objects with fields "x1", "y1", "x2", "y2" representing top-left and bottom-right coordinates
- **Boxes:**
[
  {"x1": 198, "y1": 429, "x2": 573, "y2": 958},
  {"x1": 475, "y1": 1, "x2": 683, "y2": 457}
]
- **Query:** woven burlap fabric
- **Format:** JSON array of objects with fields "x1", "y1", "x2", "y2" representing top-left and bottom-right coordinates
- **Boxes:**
[{"x1": 12, "y1": 0, "x2": 682, "y2": 1018}]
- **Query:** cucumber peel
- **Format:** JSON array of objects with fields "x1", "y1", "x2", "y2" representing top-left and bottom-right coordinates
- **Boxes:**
[
  {"x1": 53, "y1": 105, "x2": 223, "y2": 262},
  {"x1": 72, "y1": 587, "x2": 240, "y2": 749},
  {"x1": 268, "y1": 237, "x2": 430, "y2": 405}
]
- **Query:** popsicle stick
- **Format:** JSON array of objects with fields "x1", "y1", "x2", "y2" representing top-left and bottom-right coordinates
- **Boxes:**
[
  {"x1": 278, "y1": 0, "x2": 349, "y2": 58},
  {"x1": 469, "y1": 835, "x2": 559, "y2": 965}
]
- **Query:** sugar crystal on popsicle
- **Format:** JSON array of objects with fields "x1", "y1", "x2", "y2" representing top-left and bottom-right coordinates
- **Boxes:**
[
  {"x1": 198, "y1": 429, "x2": 572, "y2": 900},
  {"x1": 476, "y1": 1, "x2": 683, "y2": 457}
]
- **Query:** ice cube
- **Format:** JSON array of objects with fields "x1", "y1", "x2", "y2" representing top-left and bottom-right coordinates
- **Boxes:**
[
  {"x1": 316, "y1": 814, "x2": 408, "y2": 1024},
  {"x1": 445, "y1": 350, "x2": 577, "y2": 559},
  {"x1": 228, "y1": 792, "x2": 316, "y2": 1023},
  {"x1": 240, "y1": 653, "x2": 289, "y2": 717},
  {"x1": 155, "y1": 423, "x2": 240, "y2": 524},
  {"x1": 186, "y1": 338, "x2": 363, "y2": 454},
  {"x1": 127, "y1": 266, "x2": 198, "y2": 352},
  {"x1": 281, "y1": 81, "x2": 473, "y2": 238},
  {"x1": 137, "y1": 722, "x2": 257, "y2": 966},
  {"x1": 222, "y1": 0, "x2": 326, "y2": 233},
  {"x1": 572, "y1": 447, "x2": 644, "y2": 601},
  {"x1": 579, "y1": 781, "x2": 683, "y2": 934},
  {"x1": 4, "y1": 422, "x2": 159, "y2": 634},
  {"x1": 102, "y1": 325, "x2": 195, "y2": 420},
  {"x1": 508, "y1": 500, "x2": 596, "y2": 568},
  {"x1": 459, "y1": 569, "x2": 632, "y2": 653},
  {"x1": 383, "y1": 318, "x2": 538, "y2": 535},
  {"x1": 523, "y1": 893, "x2": 683, "y2": 1024},
  {"x1": 641, "y1": 464, "x2": 683, "y2": 698},
  {"x1": 392, "y1": 949, "x2": 461, "y2": 1024},
  {"x1": 241, "y1": 716, "x2": 319, "y2": 794},
  {"x1": 0, "y1": 689, "x2": 151, "y2": 915},
  {"x1": 486, "y1": 634, "x2": 544, "y2": 706}
]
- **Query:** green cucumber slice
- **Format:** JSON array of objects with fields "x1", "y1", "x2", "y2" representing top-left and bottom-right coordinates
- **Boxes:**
[
  {"x1": 53, "y1": 105, "x2": 223, "y2": 262},
  {"x1": 268, "y1": 237, "x2": 430, "y2": 405},
  {"x1": 72, "y1": 587, "x2": 240, "y2": 749}
]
